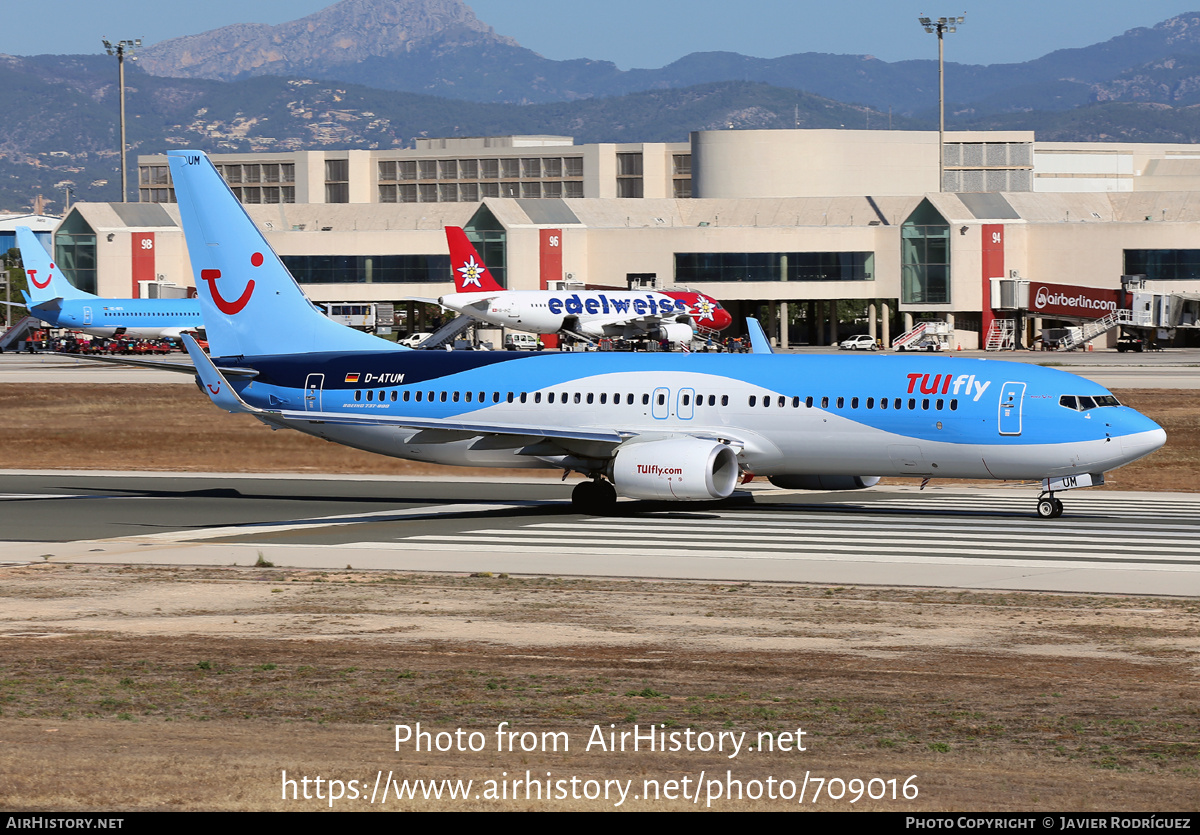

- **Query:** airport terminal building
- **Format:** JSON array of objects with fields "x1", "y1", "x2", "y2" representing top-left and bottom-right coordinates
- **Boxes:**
[{"x1": 45, "y1": 129, "x2": 1200, "y2": 348}]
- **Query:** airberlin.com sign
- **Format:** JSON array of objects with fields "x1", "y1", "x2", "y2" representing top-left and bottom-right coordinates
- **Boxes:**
[{"x1": 1029, "y1": 282, "x2": 1119, "y2": 319}]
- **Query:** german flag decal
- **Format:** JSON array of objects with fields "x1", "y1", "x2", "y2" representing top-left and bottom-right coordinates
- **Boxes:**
[{"x1": 344, "y1": 373, "x2": 360, "y2": 383}]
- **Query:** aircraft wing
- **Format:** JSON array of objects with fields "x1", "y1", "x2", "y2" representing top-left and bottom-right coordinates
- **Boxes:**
[
  {"x1": 582, "y1": 314, "x2": 663, "y2": 330},
  {"x1": 276, "y1": 407, "x2": 629, "y2": 446},
  {"x1": 53, "y1": 351, "x2": 259, "y2": 378},
  {"x1": 439, "y1": 295, "x2": 497, "y2": 316}
]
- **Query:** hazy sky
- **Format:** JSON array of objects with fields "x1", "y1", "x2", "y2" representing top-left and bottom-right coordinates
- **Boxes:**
[{"x1": 2, "y1": 0, "x2": 1196, "y2": 69}]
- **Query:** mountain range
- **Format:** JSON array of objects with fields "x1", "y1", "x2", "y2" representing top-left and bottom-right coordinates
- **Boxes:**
[
  {"x1": 135, "y1": 1, "x2": 1200, "y2": 114},
  {"x1": 6, "y1": 0, "x2": 1200, "y2": 213}
]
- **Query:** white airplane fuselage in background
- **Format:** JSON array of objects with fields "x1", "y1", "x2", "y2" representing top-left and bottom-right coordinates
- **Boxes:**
[
  {"x1": 438, "y1": 226, "x2": 732, "y2": 341},
  {"x1": 439, "y1": 288, "x2": 730, "y2": 341}
]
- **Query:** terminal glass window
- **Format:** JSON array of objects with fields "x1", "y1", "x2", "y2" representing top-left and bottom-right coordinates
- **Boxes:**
[
  {"x1": 281, "y1": 254, "x2": 450, "y2": 284},
  {"x1": 325, "y1": 159, "x2": 349, "y2": 203},
  {"x1": 674, "y1": 252, "x2": 874, "y2": 282},
  {"x1": 1124, "y1": 250, "x2": 1200, "y2": 281},
  {"x1": 901, "y1": 199, "x2": 951, "y2": 305},
  {"x1": 464, "y1": 206, "x2": 507, "y2": 288},
  {"x1": 54, "y1": 213, "x2": 98, "y2": 294}
]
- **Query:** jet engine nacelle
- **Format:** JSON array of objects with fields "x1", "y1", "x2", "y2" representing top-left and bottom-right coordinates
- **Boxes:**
[
  {"x1": 610, "y1": 437, "x2": 739, "y2": 501},
  {"x1": 652, "y1": 322, "x2": 695, "y2": 344},
  {"x1": 768, "y1": 475, "x2": 881, "y2": 491}
]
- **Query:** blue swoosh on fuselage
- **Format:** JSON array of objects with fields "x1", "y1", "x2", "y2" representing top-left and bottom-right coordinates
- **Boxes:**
[{"x1": 222, "y1": 351, "x2": 1147, "y2": 448}]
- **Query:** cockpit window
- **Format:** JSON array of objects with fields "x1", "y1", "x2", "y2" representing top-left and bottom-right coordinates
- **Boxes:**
[{"x1": 1061, "y1": 394, "x2": 1121, "y2": 411}]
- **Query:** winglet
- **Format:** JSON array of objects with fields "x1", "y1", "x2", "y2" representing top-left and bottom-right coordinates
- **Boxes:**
[
  {"x1": 182, "y1": 334, "x2": 259, "y2": 414},
  {"x1": 446, "y1": 227, "x2": 504, "y2": 292},
  {"x1": 745, "y1": 317, "x2": 773, "y2": 354}
]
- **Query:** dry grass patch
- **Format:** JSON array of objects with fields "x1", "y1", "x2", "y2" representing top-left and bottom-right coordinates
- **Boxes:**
[{"x1": 0, "y1": 566, "x2": 1196, "y2": 810}]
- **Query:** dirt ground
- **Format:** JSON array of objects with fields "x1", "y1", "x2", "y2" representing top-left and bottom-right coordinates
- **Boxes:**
[
  {"x1": 0, "y1": 384, "x2": 1197, "y2": 811},
  {"x1": 0, "y1": 566, "x2": 1197, "y2": 811}
]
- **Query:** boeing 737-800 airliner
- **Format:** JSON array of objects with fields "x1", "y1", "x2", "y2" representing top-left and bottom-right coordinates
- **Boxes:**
[
  {"x1": 166, "y1": 150, "x2": 1164, "y2": 518},
  {"x1": 14, "y1": 227, "x2": 203, "y2": 340}
]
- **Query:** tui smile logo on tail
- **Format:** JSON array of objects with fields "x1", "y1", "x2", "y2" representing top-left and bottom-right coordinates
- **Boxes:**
[
  {"x1": 200, "y1": 252, "x2": 263, "y2": 315},
  {"x1": 28, "y1": 267, "x2": 52, "y2": 289}
]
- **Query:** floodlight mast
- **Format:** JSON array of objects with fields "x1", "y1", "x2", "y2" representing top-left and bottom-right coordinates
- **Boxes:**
[
  {"x1": 919, "y1": 15, "x2": 965, "y2": 192},
  {"x1": 102, "y1": 37, "x2": 142, "y2": 203}
]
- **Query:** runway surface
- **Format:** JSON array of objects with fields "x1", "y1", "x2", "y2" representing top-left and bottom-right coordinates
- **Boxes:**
[{"x1": 2, "y1": 471, "x2": 1197, "y2": 596}]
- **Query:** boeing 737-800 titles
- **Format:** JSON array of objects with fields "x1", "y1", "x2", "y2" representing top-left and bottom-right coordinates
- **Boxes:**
[
  {"x1": 439, "y1": 226, "x2": 732, "y2": 343},
  {"x1": 166, "y1": 150, "x2": 1164, "y2": 518},
  {"x1": 13, "y1": 226, "x2": 203, "y2": 340}
]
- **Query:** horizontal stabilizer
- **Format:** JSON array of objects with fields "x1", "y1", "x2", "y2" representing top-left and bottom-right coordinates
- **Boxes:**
[
  {"x1": 60, "y1": 351, "x2": 258, "y2": 377},
  {"x1": 182, "y1": 334, "x2": 257, "y2": 413}
]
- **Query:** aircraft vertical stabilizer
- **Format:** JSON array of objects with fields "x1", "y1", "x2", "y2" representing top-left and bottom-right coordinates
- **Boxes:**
[
  {"x1": 17, "y1": 227, "x2": 94, "y2": 305},
  {"x1": 166, "y1": 150, "x2": 403, "y2": 358},
  {"x1": 446, "y1": 226, "x2": 505, "y2": 293}
]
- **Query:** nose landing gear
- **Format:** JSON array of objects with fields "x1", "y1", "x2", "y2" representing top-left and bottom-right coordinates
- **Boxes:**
[{"x1": 1036, "y1": 493, "x2": 1064, "y2": 519}]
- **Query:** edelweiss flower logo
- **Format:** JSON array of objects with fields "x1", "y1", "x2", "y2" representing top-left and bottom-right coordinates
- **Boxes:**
[
  {"x1": 694, "y1": 298, "x2": 716, "y2": 322},
  {"x1": 458, "y1": 257, "x2": 484, "y2": 289}
]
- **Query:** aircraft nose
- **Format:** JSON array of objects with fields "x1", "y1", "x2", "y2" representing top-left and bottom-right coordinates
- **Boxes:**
[{"x1": 1121, "y1": 425, "x2": 1166, "y2": 462}]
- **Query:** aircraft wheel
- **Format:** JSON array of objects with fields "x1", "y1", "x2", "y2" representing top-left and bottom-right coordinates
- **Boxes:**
[
  {"x1": 1051, "y1": 498, "x2": 1064, "y2": 518},
  {"x1": 572, "y1": 479, "x2": 617, "y2": 515},
  {"x1": 1037, "y1": 498, "x2": 1057, "y2": 519}
]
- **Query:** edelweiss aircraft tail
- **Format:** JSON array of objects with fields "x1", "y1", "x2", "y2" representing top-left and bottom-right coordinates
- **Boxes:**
[
  {"x1": 167, "y1": 150, "x2": 403, "y2": 358},
  {"x1": 446, "y1": 227, "x2": 504, "y2": 293},
  {"x1": 17, "y1": 226, "x2": 93, "y2": 306}
]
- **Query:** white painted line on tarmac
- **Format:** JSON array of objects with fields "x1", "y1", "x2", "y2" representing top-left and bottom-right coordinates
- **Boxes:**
[{"x1": 89, "y1": 502, "x2": 531, "y2": 543}]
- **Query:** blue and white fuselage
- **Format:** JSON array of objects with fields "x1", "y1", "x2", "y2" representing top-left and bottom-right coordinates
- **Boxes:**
[
  {"x1": 211, "y1": 348, "x2": 1163, "y2": 485},
  {"x1": 14, "y1": 226, "x2": 202, "y2": 340},
  {"x1": 28, "y1": 297, "x2": 204, "y2": 340},
  {"x1": 166, "y1": 149, "x2": 1165, "y2": 517}
]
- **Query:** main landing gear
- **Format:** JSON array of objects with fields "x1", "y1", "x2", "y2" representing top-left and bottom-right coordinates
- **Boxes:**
[
  {"x1": 572, "y1": 478, "x2": 617, "y2": 514},
  {"x1": 1036, "y1": 493, "x2": 1064, "y2": 519}
]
